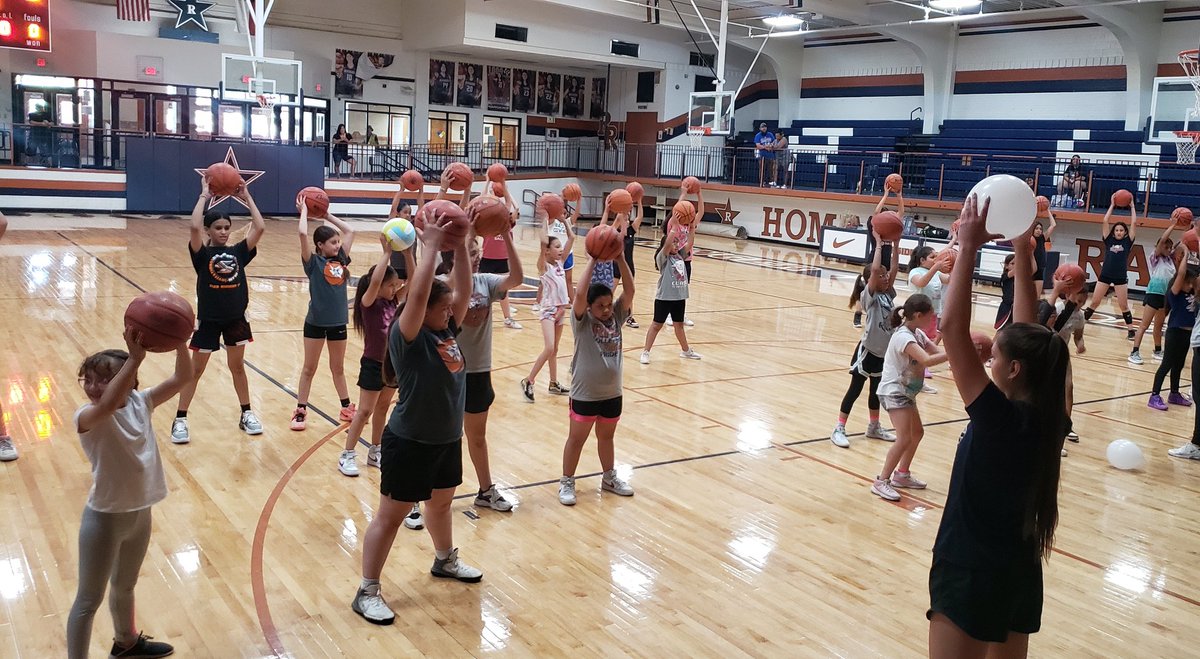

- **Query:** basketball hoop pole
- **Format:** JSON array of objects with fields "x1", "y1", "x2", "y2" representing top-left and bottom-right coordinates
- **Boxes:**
[{"x1": 715, "y1": 0, "x2": 729, "y2": 92}]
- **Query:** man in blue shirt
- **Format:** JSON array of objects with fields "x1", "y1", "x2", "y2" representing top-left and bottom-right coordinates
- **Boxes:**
[{"x1": 754, "y1": 123, "x2": 775, "y2": 187}]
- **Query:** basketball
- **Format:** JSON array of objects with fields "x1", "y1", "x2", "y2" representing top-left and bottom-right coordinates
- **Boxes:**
[
  {"x1": 585, "y1": 224, "x2": 624, "y2": 261},
  {"x1": 537, "y1": 192, "x2": 565, "y2": 219},
  {"x1": 1054, "y1": 263, "x2": 1086, "y2": 294},
  {"x1": 423, "y1": 199, "x2": 470, "y2": 240},
  {"x1": 970, "y1": 330, "x2": 993, "y2": 364},
  {"x1": 1172, "y1": 206, "x2": 1194, "y2": 228},
  {"x1": 938, "y1": 249, "x2": 956, "y2": 271},
  {"x1": 400, "y1": 169, "x2": 424, "y2": 191},
  {"x1": 491, "y1": 181, "x2": 506, "y2": 197},
  {"x1": 443, "y1": 162, "x2": 474, "y2": 191},
  {"x1": 607, "y1": 189, "x2": 633, "y2": 214},
  {"x1": 124, "y1": 291, "x2": 195, "y2": 352},
  {"x1": 873, "y1": 211, "x2": 903, "y2": 242},
  {"x1": 682, "y1": 176, "x2": 701, "y2": 194},
  {"x1": 487, "y1": 163, "x2": 508, "y2": 181},
  {"x1": 1184, "y1": 229, "x2": 1199, "y2": 252},
  {"x1": 673, "y1": 200, "x2": 697, "y2": 226},
  {"x1": 626, "y1": 181, "x2": 644, "y2": 202},
  {"x1": 468, "y1": 195, "x2": 511, "y2": 238},
  {"x1": 1036, "y1": 196, "x2": 1050, "y2": 214},
  {"x1": 1112, "y1": 189, "x2": 1134, "y2": 207},
  {"x1": 381, "y1": 217, "x2": 416, "y2": 251},
  {"x1": 298, "y1": 186, "x2": 329, "y2": 218},
  {"x1": 885, "y1": 173, "x2": 903, "y2": 193},
  {"x1": 562, "y1": 183, "x2": 582, "y2": 202},
  {"x1": 205, "y1": 162, "x2": 242, "y2": 196}
]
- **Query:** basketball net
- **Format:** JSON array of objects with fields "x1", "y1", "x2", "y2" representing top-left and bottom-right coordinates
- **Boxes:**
[
  {"x1": 687, "y1": 126, "x2": 711, "y2": 150},
  {"x1": 1176, "y1": 131, "x2": 1200, "y2": 165},
  {"x1": 256, "y1": 93, "x2": 278, "y2": 110}
]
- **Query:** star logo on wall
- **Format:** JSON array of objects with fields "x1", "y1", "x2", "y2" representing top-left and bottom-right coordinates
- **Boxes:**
[
  {"x1": 713, "y1": 198, "x2": 740, "y2": 225},
  {"x1": 194, "y1": 147, "x2": 265, "y2": 210},
  {"x1": 168, "y1": 0, "x2": 215, "y2": 31}
]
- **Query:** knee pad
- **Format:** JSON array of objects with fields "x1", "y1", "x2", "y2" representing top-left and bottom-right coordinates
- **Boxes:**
[{"x1": 1123, "y1": 311, "x2": 1134, "y2": 325}]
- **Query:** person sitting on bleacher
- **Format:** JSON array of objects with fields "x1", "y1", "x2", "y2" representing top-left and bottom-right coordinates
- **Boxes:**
[{"x1": 1057, "y1": 154, "x2": 1086, "y2": 200}]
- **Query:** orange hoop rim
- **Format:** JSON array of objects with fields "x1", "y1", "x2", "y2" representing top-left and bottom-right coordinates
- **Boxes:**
[
  {"x1": 1181, "y1": 49, "x2": 1200, "y2": 62},
  {"x1": 1176, "y1": 130, "x2": 1200, "y2": 143},
  {"x1": 687, "y1": 126, "x2": 713, "y2": 135}
]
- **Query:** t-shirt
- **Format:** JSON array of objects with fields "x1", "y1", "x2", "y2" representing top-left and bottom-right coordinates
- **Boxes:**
[
  {"x1": 933, "y1": 383, "x2": 1042, "y2": 568},
  {"x1": 481, "y1": 232, "x2": 509, "y2": 260},
  {"x1": 908, "y1": 267, "x2": 943, "y2": 314},
  {"x1": 74, "y1": 390, "x2": 168, "y2": 513},
  {"x1": 570, "y1": 305, "x2": 630, "y2": 401},
  {"x1": 304, "y1": 249, "x2": 351, "y2": 327},
  {"x1": 1100, "y1": 234, "x2": 1134, "y2": 280},
  {"x1": 655, "y1": 249, "x2": 689, "y2": 301},
  {"x1": 1146, "y1": 255, "x2": 1176, "y2": 296},
  {"x1": 386, "y1": 323, "x2": 466, "y2": 444},
  {"x1": 1167, "y1": 287, "x2": 1197, "y2": 330},
  {"x1": 458, "y1": 274, "x2": 504, "y2": 373},
  {"x1": 541, "y1": 261, "x2": 570, "y2": 308},
  {"x1": 591, "y1": 261, "x2": 615, "y2": 289},
  {"x1": 754, "y1": 131, "x2": 775, "y2": 159},
  {"x1": 878, "y1": 326, "x2": 932, "y2": 400},
  {"x1": 360, "y1": 297, "x2": 397, "y2": 363},
  {"x1": 861, "y1": 290, "x2": 896, "y2": 356},
  {"x1": 190, "y1": 240, "x2": 256, "y2": 322},
  {"x1": 669, "y1": 224, "x2": 694, "y2": 262}
]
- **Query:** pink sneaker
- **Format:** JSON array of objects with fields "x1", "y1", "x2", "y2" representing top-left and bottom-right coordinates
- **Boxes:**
[
  {"x1": 290, "y1": 407, "x2": 307, "y2": 431},
  {"x1": 890, "y1": 471, "x2": 927, "y2": 489},
  {"x1": 340, "y1": 403, "x2": 357, "y2": 422},
  {"x1": 1168, "y1": 392, "x2": 1193, "y2": 407}
]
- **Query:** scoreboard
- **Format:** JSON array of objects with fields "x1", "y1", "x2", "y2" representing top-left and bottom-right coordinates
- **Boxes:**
[{"x1": 0, "y1": 0, "x2": 51, "y2": 53}]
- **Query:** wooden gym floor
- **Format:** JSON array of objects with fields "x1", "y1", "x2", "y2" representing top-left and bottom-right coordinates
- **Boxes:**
[{"x1": 0, "y1": 216, "x2": 1197, "y2": 658}]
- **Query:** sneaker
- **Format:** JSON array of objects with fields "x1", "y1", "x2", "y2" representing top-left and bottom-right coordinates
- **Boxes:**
[
  {"x1": 289, "y1": 407, "x2": 307, "y2": 431},
  {"x1": 504, "y1": 317, "x2": 523, "y2": 330},
  {"x1": 601, "y1": 470, "x2": 634, "y2": 496},
  {"x1": 924, "y1": 368, "x2": 933, "y2": 378},
  {"x1": 865, "y1": 422, "x2": 896, "y2": 442},
  {"x1": 1083, "y1": 307, "x2": 1095, "y2": 321},
  {"x1": 639, "y1": 351, "x2": 651, "y2": 365},
  {"x1": 679, "y1": 349, "x2": 702, "y2": 360},
  {"x1": 430, "y1": 548, "x2": 483, "y2": 583},
  {"x1": 1154, "y1": 349, "x2": 1164, "y2": 362},
  {"x1": 367, "y1": 445, "x2": 382, "y2": 468},
  {"x1": 1148, "y1": 394, "x2": 1169, "y2": 411},
  {"x1": 531, "y1": 303, "x2": 542, "y2": 313},
  {"x1": 339, "y1": 450, "x2": 360, "y2": 477},
  {"x1": 890, "y1": 471, "x2": 927, "y2": 489},
  {"x1": 1128, "y1": 349, "x2": 1143, "y2": 365},
  {"x1": 683, "y1": 319, "x2": 695, "y2": 327},
  {"x1": 830, "y1": 425, "x2": 850, "y2": 448},
  {"x1": 548, "y1": 381, "x2": 569, "y2": 396},
  {"x1": 665, "y1": 317, "x2": 674, "y2": 326},
  {"x1": 520, "y1": 378, "x2": 534, "y2": 402},
  {"x1": 109, "y1": 632, "x2": 173, "y2": 657},
  {"x1": 625, "y1": 317, "x2": 640, "y2": 329},
  {"x1": 558, "y1": 476, "x2": 577, "y2": 506},
  {"x1": 340, "y1": 404, "x2": 357, "y2": 423},
  {"x1": 921, "y1": 384, "x2": 938, "y2": 394},
  {"x1": 871, "y1": 477, "x2": 901, "y2": 501},
  {"x1": 1066, "y1": 431, "x2": 1080, "y2": 443},
  {"x1": 240, "y1": 410, "x2": 264, "y2": 435},
  {"x1": 853, "y1": 312, "x2": 863, "y2": 328},
  {"x1": 351, "y1": 583, "x2": 395, "y2": 625},
  {"x1": 403, "y1": 504, "x2": 424, "y2": 530},
  {"x1": 0, "y1": 436, "x2": 15, "y2": 462},
  {"x1": 1168, "y1": 442, "x2": 1200, "y2": 460},
  {"x1": 170, "y1": 418, "x2": 189, "y2": 445},
  {"x1": 1127, "y1": 329, "x2": 1136, "y2": 341},
  {"x1": 1062, "y1": 448, "x2": 1068, "y2": 457},
  {"x1": 474, "y1": 485, "x2": 513, "y2": 512},
  {"x1": 1169, "y1": 392, "x2": 1194, "y2": 407}
]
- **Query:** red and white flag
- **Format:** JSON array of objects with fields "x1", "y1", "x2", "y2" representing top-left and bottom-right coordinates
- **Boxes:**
[{"x1": 117, "y1": 0, "x2": 151, "y2": 22}]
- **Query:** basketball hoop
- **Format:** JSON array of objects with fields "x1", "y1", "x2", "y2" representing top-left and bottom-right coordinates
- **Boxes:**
[
  {"x1": 687, "y1": 125, "x2": 711, "y2": 149},
  {"x1": 1176, "y1": 130, "x2": 1200, "y2": 165},
  {"x1": 256, "y1": 93, "x2": 279, "y2": 110}
]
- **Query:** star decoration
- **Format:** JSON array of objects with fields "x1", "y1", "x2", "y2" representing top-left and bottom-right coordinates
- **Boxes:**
[
  {"x1": 168, "y1": 0, "x2": 215, "y2": 31},
  {"x1": 713, "y1": 198, "x2": 740, "y2": 225},
  {"x1": 194, "y1": 147, "x2": 265, "y2": 210}
]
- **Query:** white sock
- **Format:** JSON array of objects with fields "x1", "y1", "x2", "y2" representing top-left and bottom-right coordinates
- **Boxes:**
[
  {"x1": 360, "y1": 577, "x2": 379, "y2": 590},
  {"x1": 435, "y1": 549, "x2": 452, "y2": 560}
]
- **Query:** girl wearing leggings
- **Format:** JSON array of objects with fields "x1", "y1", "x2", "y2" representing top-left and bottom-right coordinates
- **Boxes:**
[{"x1": 1148, "y1": 264, "x2": 1197, "y2": 411}]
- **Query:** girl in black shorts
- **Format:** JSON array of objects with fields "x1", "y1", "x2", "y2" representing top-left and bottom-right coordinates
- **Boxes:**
[
  {"x1": 1129, "y1": 227, "x2": 1177, "y2": 364},
  {"x1": 934, "y1": 194, "x2": 1068, "y2": 658},
  {"x1": 1083, "y1": 201, "x2": 1138, "y2": 339},
  {"x1": 638, "y1": 234, "x2": 701, "y2": 363}
]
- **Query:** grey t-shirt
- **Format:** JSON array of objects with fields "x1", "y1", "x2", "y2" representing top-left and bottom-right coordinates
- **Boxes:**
[
  {"x1": 304, "y1": 249, "x2": 351, "y2": 327},
  {"x1": 570, "y1": 305, "x2": 629, "y2": 401},
  {"x1": 386, "y1": 322, "x2": 466, "y2": 444},
  {"x1": 655, "y1": 249, "x2": 689, "y2": 301},
  {"x1": 861, "y1": 290, "x2": 895, "y2": 356},
  {"x1": 457, "y1": 273, "x2": 504, "y2": 373}
]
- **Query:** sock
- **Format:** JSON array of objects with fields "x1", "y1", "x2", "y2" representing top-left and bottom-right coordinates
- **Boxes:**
[
  {"x1": 837, "y1": 413, "x2": 848, "y2": 427},
  {"x1": 1122, "y1": 311, "x2": 1134, "y2": 325},
  {"x1": 1155, "y1": 345, "x2": 1162, "y2": 352},
  {"x1": 1083, "y1": 307, "x2": 1095, "y2": 320},
  {"x1": 340, "y1": 398, "x2": 351, "y2": 408},
  {"x1": 342, "y1": 449, "x2": 355, "y2": 456},
  {"x1": 869, "y1": 411, "x2": 880, "y2": 424},
  {"x1": 175, "y1": 410, "x2": 187, "y2": 419},
  {"x1": 435, "y1": 549, "x2": 452, "y2": 560},
  {"x1": 240, "y1": 403, "x2": 251, "y2": 413},
  {"x1": 360, "y1": 577, "x2": 379, "y2": 590},
  {"x1": 895, "y1": 469, "x2": 909, "y2": 475}
]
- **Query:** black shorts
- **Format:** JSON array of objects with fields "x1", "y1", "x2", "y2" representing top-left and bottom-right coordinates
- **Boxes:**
[
  {"x1": 684, "y1": 260, "x2": 692, "y2": 282},
  {"x1": 850, "y1": 342, "x2": 885, "y2": 378},
  {"x1": 379, "y1": 429, "x2": 463, "y2": 502},
  {"x1": 303, "y1": 322, "x2": 348, "y2": 341},
  {"x1": 614, "y1": 240, "x2": 636, "y2": 279},
  {"x1": 927, "y1": 559, "x2": 1043, "y2": 643},
  {"x1": 1098, "y1": 273, "x2": 1128, "y2": 286},
  {"x1": 190, "y1": 317, "x2": 253, "y2": 353},
  {"x1": 479, "y1": 257, "x2": 509, "y2": 274},
  {"x1": 357, "y1": 357, "x2": 390, "y2": 392},
  {"x1": 569, "y1": 396, "x2": 623, "y2": 423},
  {"x1": 1143, "y1": 293, "x2": 1166, "y2": 310},
  {"x1": 332, "y1": 150, "x2": 352, "y2": 164},
  {"x1": 464, "y1": 371, "x2": 495, "y2": 414},
  {"x1": 653, "y1": 299, "x2": 686, "y2": 324}
]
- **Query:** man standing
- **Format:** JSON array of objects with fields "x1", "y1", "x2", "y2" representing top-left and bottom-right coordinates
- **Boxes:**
[{"x1": 754, "y1": 123, "x2": 775, "y2": 188}]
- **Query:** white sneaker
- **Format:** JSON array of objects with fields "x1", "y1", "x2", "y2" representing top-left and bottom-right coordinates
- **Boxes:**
[
  {"x1": 921, "y1": 384, "x2": 938, "y2": 394},
  {"x1": 531, "y1": 303, "x2": 542, "y2": 313},
  {"x1": 865, "y1": 422, "x2": 896, "y2": 442},
  {"x1": 430, "y1": 548, "x2": 483, "y2": 583},
  {"x1": 339, "y1": 450, "x2": 360, "y2": 477},
  {"x1": 239, "y1": 410, "x2": 264, "y2": 435},
  {"x1": 474, "y1": 485, "x2": 514, "y2": 512},
  {"x1": 559, "y1": 476, "x2": 577, "y2": 506},
  {"x1": 871, "y1": 477, "x2": 901, "y2": 501},
  {"x1": 0, "y1": 436, "x2": 16, "y2": 462},
  {"x1": 403, "y1": 504, "x2": 424, "y2": 530},
  {"x1": 367, "y1": 445, "x2": 382, "y2": 468},
  {"x1": 1168, "y1": 442, "x2": 1200, "y2": 460},
  {"x1": 170, "y1": 418, "x2": 190, "y2": 444},
  {"x1": 351, "y1": 583, "x2": 395, "y2": 625},
  {"x1": 601, "y1": 470, "x2": 634, "y2": 496},
  {"x1": 665, "y1": 317, "x2": 674, "y2": 326},
  {"x1": 831, "y1": 425, "x2": 850, "y2": 448},
  {"x1": 639, "y1": 351, "x2": 651, "y2": 364},
  {"x1": 504, "y1": 317, "x2": 523, "y2": 330},
  {"x1": 1128, "y1": 350, "x2": 1143, "y2": 365},
  {"x1": 679, "y1": 349, "x2": 703, "y2": 360},
  {"x1": 683, "y1": 319, "x2": 695, "y2": 327}
]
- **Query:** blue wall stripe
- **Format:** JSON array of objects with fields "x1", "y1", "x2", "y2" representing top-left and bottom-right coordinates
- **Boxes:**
[
  {"x1": 804, "y1": 37, "x2": 893, "y2": 49},
  {"x1": 960, "y1": 22, "x2": 1102, "y2": 37},
  {"x1": 734, "y1": 87, "x2": 778, "y2": 108},
  {"x1": 953, "y1": 78, "x2": 1126, "y2": 95},
  {"x1": 0, "y1": 188, "x2": 124, "y2": 198},
  {"x1": 801, "y1": 85, "x2": 924, "y2": 99}
]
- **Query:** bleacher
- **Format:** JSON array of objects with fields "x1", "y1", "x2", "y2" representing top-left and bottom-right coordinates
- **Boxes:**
[{"x1": 734, "y1": 119, "x2": 919, "y2": 190}]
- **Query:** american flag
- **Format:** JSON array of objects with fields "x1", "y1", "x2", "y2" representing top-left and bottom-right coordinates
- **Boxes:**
[{"x1": 117, "y1": 0, "x2": 151, "y2": 22}]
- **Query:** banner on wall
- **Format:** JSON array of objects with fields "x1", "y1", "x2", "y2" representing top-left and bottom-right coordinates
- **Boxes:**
[
  {"x1": 487, "y1": 66, "x2": 512, "y2": 112},
  {"x1": 429, "y1": 59, "x2": 455, "y2": 106},
  {"x1": 512, "y1": 69, "x2": 535, "y2": 113},
  {"x1": 456, "y1": 63, "x2": 483, "y2": 109},
  {"x1": 590, "y1": 78, "x2": 607, "y2": 119},
  {"x1": 537, "y1": 72, "x2": 561, "y2": 116},
  {"x1": 562, "y1": 75, "x2": 585, "y2": 118},
  {"x1": 334, "y1": 49, "x2": 396, "y2": 99}
]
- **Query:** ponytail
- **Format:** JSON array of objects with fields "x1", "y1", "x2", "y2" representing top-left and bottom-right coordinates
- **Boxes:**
[
  {"x1": 654, "y1": 234, "x2": 669, "y2": 271},
  {"x1": 352, "y1": 264, "x2": 398, "y2": 336},
  {"x1": 908, "y1": 246, "x2": 934, "y2": 272},
  {"x1": 849, "y1": 265, "x2": 871, "y2": 309}
]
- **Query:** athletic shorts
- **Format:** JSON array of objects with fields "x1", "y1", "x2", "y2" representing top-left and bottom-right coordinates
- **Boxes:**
[
  {"x1": 465, "y1": 371, "x2": 495, "y2": 414},
  {"x1": 653, "y1": 299, "x2": 687, "y2": 324},
  {"x1": 479, "y1": 257, "x2": 509, "y2": 274},
  {"x1": 880, "y1": 393, "x2": 916, "y2": 411},
  {"x1": 332, "y1": 150, "x2": 352, "y2": 164},
  {"x1": 190, "y1": 317, "x2": 253, "y2": 353},
  {"x1": 1098, "y1": 273, "x2": 1128, "y2": 286},
  {"x1": 563, "y1": 253, "x2": 575, "y2": 271},
  {"x1": 357, "y1": 357, "x2": 389, "y2": 392},
  {"x1": 850, "y1": 342, "x2": 885, "y2": 378},
  {"x1": 303, "y1": 322, "x2": 348, "y2": 341},
  {"x1": 1143, "y1": 293, "x2": 1166, "y2": 310},
  {"x1": 569, "y1": 396, "x2": 623, "y2": 423},
  {"x1": 379, "y1": 429, "x2": 462, "y2": 503},
  {"x1": 927, "y1": 558, "x2": 1043, "y2": 643},
  {"x1": 541, "y1": 305, "x2": 566, "y2": 325}
]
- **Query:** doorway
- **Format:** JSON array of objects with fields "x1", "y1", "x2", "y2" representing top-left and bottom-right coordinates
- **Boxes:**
[{"x1": 624, "y1": 111, "x2": 658, "y2": 178}]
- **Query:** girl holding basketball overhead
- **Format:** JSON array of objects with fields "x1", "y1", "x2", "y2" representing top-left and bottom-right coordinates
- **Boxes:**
[
  {"x1": 521, "y1": 220, "x2": 576, "y2": 402},
  {"x1": 172, "y1": 176, "x2": 266, "y2": 444},
  {"x1": 0, "y1": 212, "x2": 13, "y2": 462},
  {"x1": 639, "y1": 232, "x2": 702, "y2": 364},
  {"x1": 545, "y1": 198, "x2": 577, "y2": 299},
  {"x1": 291, "y1": 201, "x2": 357, "y2": 431},
  {"x1": 618, "y1": 194, "x2": 644, "y2": 328},
  {"x1": 665, "y1": 183, "x2": 704, "y2": 327},
  {"x1": 1147, "y1": 261, "x2": 1196, "y2": 411},
  {"x1": 1129, "y1": 226, "x2": 1178, "y2": 364},
  {"x1": 1031, "y1": 212, "x2": 1057, "y2": 285},
  {"x1": 831, "y1": 228, "x2": 899, "y2": 448},
  {"x1": 1082, "y1": 200, "x2": 1138, "y2": 339},
  {"x1": 932, "y1": 194, "x2": 1068, "y2": 658}
]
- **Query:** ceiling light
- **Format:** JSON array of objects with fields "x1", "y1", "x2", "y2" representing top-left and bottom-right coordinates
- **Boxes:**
[
  {"x1": 762, "y1": 15, "x2": 804, "y2": 28},
  {"x1": 929, "y1": 0, "x2": 982, "y2": 10}
]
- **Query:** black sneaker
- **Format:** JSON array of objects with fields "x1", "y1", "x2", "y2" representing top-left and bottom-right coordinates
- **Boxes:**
[
  {"x1": 853, "y1": 312, "x2": 863, "y2": 328},
  {"x1": 520, "y1": 378, "x2": 534, "y2": 402},
  {"x1": 1083, "y1": 307, "x2": 1095, "y2": 321},
  {"x1": 1127, "y1": 329, "x2": 1136, "y2": 340},
  {"x1": 110, "y1": 632, "x2": 174, "y2": 658}
]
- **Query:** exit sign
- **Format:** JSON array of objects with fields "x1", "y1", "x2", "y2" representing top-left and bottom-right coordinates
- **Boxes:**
[{"x1": 0, "y1": 0, "x2": 51, "y2": 53}]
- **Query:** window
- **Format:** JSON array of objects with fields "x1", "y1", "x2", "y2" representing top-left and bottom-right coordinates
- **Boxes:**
[
  {"x1": 344, "y1": 101, "x2": 411, "y2": 148},
  {"x1": 428, "y1": 110, "x2": 468, "y2": 156},
  {"x1": 690, "y1": 52, "x2": 715, "y2": 68},
  {"x1": 483, "y1": 116, "x2": 520, "y2": 160}
]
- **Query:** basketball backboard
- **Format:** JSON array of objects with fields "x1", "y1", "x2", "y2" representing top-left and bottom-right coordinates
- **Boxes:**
[
  {"x1": 688, "y1": 90, "x2": 735, "y2": 135},
  {"x1": 1149, "y1": 76, "x2": 1199, "y2": 142},
  {"x1": 220, "y1": 54, "x2": 303, "y2": 103}
]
